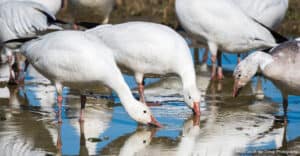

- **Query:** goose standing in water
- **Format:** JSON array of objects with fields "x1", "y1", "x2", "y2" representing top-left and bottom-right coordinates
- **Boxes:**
[
  {"x1": 0, "y1": 1, "x2": 62, "y2": 84},
  {"x1": 233, "y1": 40, "x2": 300, "y2": 119},
  {"x1": 11, "y1": 30, "x2": 161, "y2": 127},
  {"x1": 175, "y1": 0, "x2": 285, "y2": 80},
  {"x1": 87, "y1": 22, "x2": 201, "y2": 115}
]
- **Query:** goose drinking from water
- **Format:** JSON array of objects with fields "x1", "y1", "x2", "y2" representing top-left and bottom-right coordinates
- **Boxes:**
[
  {"x1": 8, "y1": 30, "x2": 161, "y2": 127},
  {"x1": 87, "y1": 21, "x2": 201, "y2": 115},
  {"x1": 233, "y1": 40, "x2": 300, "y2": 118}
]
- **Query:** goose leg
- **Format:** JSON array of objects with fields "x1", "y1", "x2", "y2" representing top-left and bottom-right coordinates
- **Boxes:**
[
  {"x1": 8, "y1": 55, "x2": 16, "y2": 85},
  {"x1": 102, "y1": 15, "x2": 110, "y2": 24},
  {"x1": 237, "y1": 53, "x2": 241, "y2": 63},
  {"x1": 202, "y1": 48, "x2": 208, "y2": 64},
  {"x1": 79, "y1": 95, "x2": 86, "y2": 122},
  {"x1": 56, "y1": 83, "x2": 63, "y2": 123},
  {"x1": 194, "y1": 48, "x2": 199, "y2": 64},
  {"x1": 138, "y1": 82, "x2": 145, "y2": 103},
  {"x1": 19, "y1": 59, "x2": 30, "y2": 83},
  {"x1": 211, "y1": 55, "x2": 217, "y2": 80},
  {"x1": 217, "y1": 51, "x2": 223, "y2": 80},
  {"x1": 135, "y1": 73, "x2": 160, "y2": 106},
  {"x1": 283, "y1": 95, "x2": 288, "y2": 125},
  {"x1": 73, "y1": 23, "x2": 79, "y2": 30}
]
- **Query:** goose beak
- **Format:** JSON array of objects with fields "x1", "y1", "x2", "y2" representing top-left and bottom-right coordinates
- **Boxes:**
[
  {"x1": 148, "y1": 115, "x2": 163, "y2": 128},
  {"x1": 233, "y1": 80, "x2": 242, "y2": 97},
  {"x1": 193, "y1": 102, "x2": 200, "y2": 116}
]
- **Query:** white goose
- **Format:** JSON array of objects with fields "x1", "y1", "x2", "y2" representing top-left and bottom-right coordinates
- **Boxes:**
[
  {"x1": 87, "y1": 22, "x2": 201, "y2": 115},
  {"x1": 233, "y1": 40, "x2": 300, "y2": 117},
  {"x1": 0, "y1": 1, "x2": 62, "y2": 83},
  {"x1": 13, "y1": 30, "x2": 161, "y2": 127},
  {"x1": 232, "y1": 0, "x2": 289, "y2": 29},
  {"x1": 0, "y1": 0, "x2": 64, "y2": 15},
  {"x1": 175, "y1": 0, "x2": 281, "y2": 79},
  {"x1": 64, "y1": 0, "x2": 115, "y2": 25}
]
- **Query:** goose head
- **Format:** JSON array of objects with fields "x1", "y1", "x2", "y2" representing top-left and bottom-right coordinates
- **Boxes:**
[
  {"x1": 183, "y1": 86, "x2": 201, "y2": 116},
  {"x1": 233, "y1": 51, "x2": 274, "y2": 97},
  {"x1": 233, "y1": 53, "x2": 260, "y2": 97},
  {"x1": 126, "y1": 101, "x2": 162, "y2": 128}
]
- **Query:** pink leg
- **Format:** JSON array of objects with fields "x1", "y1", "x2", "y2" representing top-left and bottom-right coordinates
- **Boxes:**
[
  {"x1": 211, "y1": 55, "x2": 217, "y2": 80},
  {"x1": 73, "y1": 23, "x2": 79, "y2": 30},
  {"x1": 137, "y1": 82, "x2": 161, "y2": 106},
  {"x1": 57, "y1": 95, "x2": 63, "y2": 123},
  {"x1": 138, "y1": 83, "x2": 145, "y2": 103},
  {"x1": 217, "y1": 51, "x2": 224, "y2": 80},
  {"x1": 202, "y1": 48, "x2": 209, "y2": 63},
  {"x1": 237, "y1": 54, "x2": 241, "y2": 63},
  {"x1": 79, "y1": 95, "x2": 86, "y2": 122},
  {"x1": 217, "y1": 66, "x2": 224, "y2": 80}
]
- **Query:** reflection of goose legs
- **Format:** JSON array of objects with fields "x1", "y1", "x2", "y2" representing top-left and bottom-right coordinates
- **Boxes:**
[
  {"x1": 56, "y1": 123, "x2": 62, "y2": 155},
  {"x1": 80, "y1": 95, "x2": 86, "y2": 122},
  {"x1": 79, "y1": 122, "x2": 89, "y2": 156},
  {"x1": 55, "y1": 83, "x2": 63, "y2": 123},
  {"x1": 255, "y1": 76, "x2": 265, "y2": 100},
  {"x1": 282, "y1": 94, "x2": 288, "y2": 125}
]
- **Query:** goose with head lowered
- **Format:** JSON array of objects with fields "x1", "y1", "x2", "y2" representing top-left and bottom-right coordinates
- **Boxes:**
[
  {"x1": 87, "y1": 21, "x2": 201, "y2": 116},
  {"x1": 0, "y1": 0, "x2": 63, "y2": 84},
  {"x1": 233, "y1": 40, "x2": 300, "y2": 119},
  {"x1": 175, "y1": 0, "x2": 287, "y2": 80},
  {"x1": 5, "y1": 30, "x2": 162, "y2": 127}
]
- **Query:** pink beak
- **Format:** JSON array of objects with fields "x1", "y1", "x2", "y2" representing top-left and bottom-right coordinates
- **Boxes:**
[
  {"x1": 148, "y1": 115, "x2": 163, "y2": 128},
  {"x1": 193, "y1": 102, "x2": 200, "y2": 116},
  {"x1": 233, "y1": 80, "x2": 241, "y2": 98}
]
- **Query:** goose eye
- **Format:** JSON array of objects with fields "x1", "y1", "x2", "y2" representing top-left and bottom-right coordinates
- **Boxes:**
[
  {"x1": 188, "y1": 96, "x2": 191, "y2": 99},
  {"x1": 143, "y1": 110, "x2": 147, "y2": 114},
  {"x1": 143, "y1": 140, "x2": 146, "y2": 144}
]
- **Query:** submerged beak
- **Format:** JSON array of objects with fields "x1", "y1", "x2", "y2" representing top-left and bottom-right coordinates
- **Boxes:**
[
  {"x1": 148, "y1": 115, "x2": 163, "y2": 128},
  {"x1": 193, "y1": 102, "x2": 200, "y2": 116},
  {"x1": 233, "y1": 80, "x2": 242, "y2": 97},
  {"x1": 192, "y1": 115, "x2": 200, "y2": 126}
]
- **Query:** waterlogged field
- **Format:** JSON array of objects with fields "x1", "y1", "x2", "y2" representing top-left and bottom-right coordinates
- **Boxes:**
[{"x1": 0, "y1": 50, "x2": 299, "y2": 155}]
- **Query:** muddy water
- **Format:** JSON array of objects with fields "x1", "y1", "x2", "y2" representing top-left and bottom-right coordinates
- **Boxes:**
[{"x1": 1, "y1": 2, "x2": 300, "y2": 156}]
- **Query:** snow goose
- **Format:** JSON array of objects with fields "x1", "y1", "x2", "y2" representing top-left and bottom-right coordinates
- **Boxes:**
[
  {"x1": 175, "y1": 0, "x2": 283, "y2": 79},
  {"x1": 0, "y1": 0, "x2": 64, "y2": 15},
  {"x1": 0, "y1": 1, "x2": 62, "y2": 83},
  {"x1": 11, "y1": 30, "x2": 161, "y2": 127},
  {"x1": 63, "y1": 0, "x2": 115, "y2": 26},
  {"x1": 87, "y1": 22, "x2": 201, "y2": 115},
  {"x1": 232, "y1": 0, "x2": 289, "y2": 29},
  {"x1": 233, "y1": 40, "x2": 300, "y2": 117}
]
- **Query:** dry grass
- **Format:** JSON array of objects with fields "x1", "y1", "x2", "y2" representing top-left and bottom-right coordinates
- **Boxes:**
[{"x1": 111, "y1": 0, "x2": 300, "y2": 36}]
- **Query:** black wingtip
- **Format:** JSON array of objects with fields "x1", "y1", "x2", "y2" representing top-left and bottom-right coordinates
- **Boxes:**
[
  {"x1": 75, "y1": 22, "x2": 100, "y2": 29},
  {"x1": 252, "y1": 18, "x2": 288, "y2": 43},
  {"x1": 4, "y1": 37, "x2": 38, "y2": 44}
]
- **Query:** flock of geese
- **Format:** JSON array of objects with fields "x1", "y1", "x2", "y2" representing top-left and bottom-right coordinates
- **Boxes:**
[{"x1": 0, "y1": 0, "x2": 299, "y2": 128}]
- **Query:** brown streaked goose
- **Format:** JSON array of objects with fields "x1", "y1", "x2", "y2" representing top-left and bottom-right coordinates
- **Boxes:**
[{"x1": 233, "y1": 40, "x2": 300, "y2": 116}]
